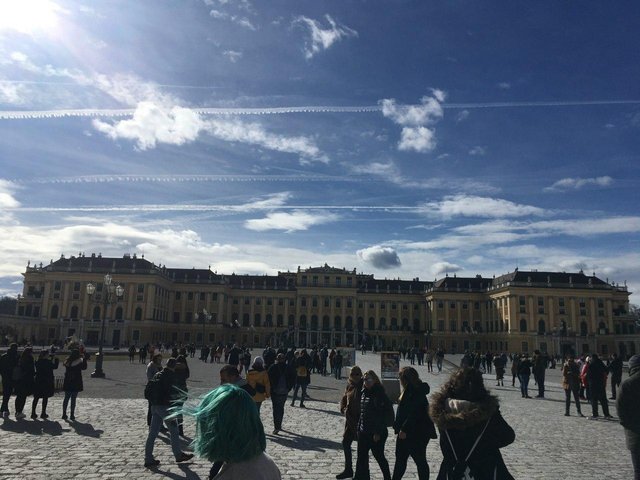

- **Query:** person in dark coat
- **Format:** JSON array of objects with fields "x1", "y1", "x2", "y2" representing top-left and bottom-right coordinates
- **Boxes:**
[
  {"x1": 62, "y1": 348, "x2": 87, "y2": 420},
  {"x1": 617, "y1": 354, "x2": 640, "y2": 479},
  {"x1": 392, "y1": 367, "x2": 435, "y2": 480},
  {"x1": 174, "y1": 354, "x2": 190, "y2": 436},
  {"x1": 586, "y1": 353, "x2": 611, "y2": 419},
  {"x1": 267, "y1": 353, "x2": 295, "y2": 435},
  {"x1": 517, "y1": 355, "x2": 533, "y2": 398},
  {"x1": 31, "y1": 350, "x2": 59, "y2": 419},
  {"x1": 13, "y1": 347, "x2": 36, "y2": 419},
  {"x1": 354, "y1": 370, "x2": 392, "y2": 480},
  {"x1": 0, "y1": 343, "x2": 19, "y2": 418},
  {"x1": 337, "y1": 366, "x2": 364, "y2": 479},
  {"x1": 561, "y1": 356, "x2": 584, "y2": 417},
  {"x1": 291, "y1": 350, "x2": 312, "y2": 408},
  {"x1": 430, "y1": 367, "x2": 515, "y2": 480},
  {"x1": 609, "y1": 353, "x2": 624, "y2": 400}
]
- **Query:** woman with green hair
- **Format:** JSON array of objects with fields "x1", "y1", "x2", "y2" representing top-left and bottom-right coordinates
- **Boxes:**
[{"x1": 183, "y1": 383, "x2": 281, "y2": 480}]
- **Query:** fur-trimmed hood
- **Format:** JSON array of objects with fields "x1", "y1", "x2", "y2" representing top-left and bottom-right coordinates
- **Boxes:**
[{"x1": 430, "y1": 392, "x2": 500, "y2": 430}]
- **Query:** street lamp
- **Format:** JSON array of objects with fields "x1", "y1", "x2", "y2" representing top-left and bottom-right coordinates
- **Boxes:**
[
  {"x1": 86, "y1": 273, "x2": 124, "y2": 378},
  {"x1": 195, "y1": 309, "x2": 211, "y2": 347}
]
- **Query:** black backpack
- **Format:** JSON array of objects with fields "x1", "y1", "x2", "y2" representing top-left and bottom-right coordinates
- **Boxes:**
[{"x1": 144, "y1": 371, "x2": 164, "y2": 405}]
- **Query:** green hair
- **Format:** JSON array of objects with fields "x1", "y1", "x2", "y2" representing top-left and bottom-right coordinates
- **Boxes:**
[{"x1": 182, "y1": 384, "x2": 266, "y2": 463}]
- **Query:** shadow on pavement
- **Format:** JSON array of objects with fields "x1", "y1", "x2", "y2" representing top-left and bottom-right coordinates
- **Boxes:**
[
  {"x1": 303, "y1": 406, "x2": 343, "y2": 417},
  {"x1": 65, "y1": 420, "x2": 104, "y2": 438},
  {"x1": 307, "y1": 385, "x2": 340, "y2": 392},
  {"x1": 153, "y1": 463, "x2": 201, "y2": 480},
  {"x1": 0, "y1": 418, "x2": 67, "y2": 436},
  {"x1": 267, "y1": 430, "x2": 342, "y2": 451}
]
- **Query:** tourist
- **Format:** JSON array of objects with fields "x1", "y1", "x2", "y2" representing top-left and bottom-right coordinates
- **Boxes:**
[
  {"x1": 392, "y1": 366, "x2": 435, "y2": 480},
  {"x1": 128, "y1": 345, "x2": 136, "y2": 363},
  {"x1": 617, "y1": 354, "x2": 640, "y2": 479},
  {"x1": 426, "y1": 350, "x2": 434, "y2": 373},
  {"x1": 31, "y1": 349, "x2": 59, "y2": 419},
  {"x1": 219, "y1": 364, "x2": 256, "y2": 396},
  {"x1": 494, "y1": 354, "x2": 506, "y2": 387},
  {"x1": 146, "y1": 353, "x2": 164, "y2": 428},
  {"x1": 246, "y1": 356, "x2": 271, "y2": 412},
  {"x1": 510, "y1": 354, "x2": 520, "y2": 387},
  {"x1": 609, "y1": 353, "x2": 623, "y2": 400},
  {"x1": 430, "y1": 367, "x2": 515, "y2": 479},
  {"x1": 561, "y1": 355, "x2": 584, "y2": 417},
  {"x1": 337, "y1": 366, "x2": 364, "y2": 479},
  {"x1": 61, "y1": 348, "x2": 87, "y2": 420},
  {"x1": 335, "y1": 350, "x2": 344, "y2": 380},
  {"x1": 267, "y1": 353, "x2": 295, "y2": 434},
  {"x1": 586, "y1": 353, "x2": 612, "y2": 419},
  {"x1": 517, "y1": 355, "x2": 532, "y2": 398},
  {"x1": 184, "y1": 384, "x2": 281, "y2": 480},
  {"x1": 291, "y1": 349, "x2": 311, "y2": 408},
  {"x1": 532, "y1": 350, "x2": 548, "y2": 398},
  {"x1": 13, "y1": 346, "x2": 35, "y2": 419},
  {"x1": 0, "y1": 343, "x2": 19, "y2": 418},
  {"x1": 144, "y1": 357, "x2": 193, "y2": 468},
  {"x1": 353, "y1": 370, "x2": 392, "y2": 480},
  {"x1": 435, "y1": 349, "x2": 444, "y2": 373}
]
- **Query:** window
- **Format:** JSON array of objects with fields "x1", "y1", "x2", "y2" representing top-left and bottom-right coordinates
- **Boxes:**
[
  {"x1": 289, "y1": 299, "x2": 295, "y2": 307},
  {"x1": 50, "y1": 304, "x2": 59, "y2": 319},
  {"x1": 243, "y1": 313, "x2": 250, "y2": 327},
  {"x1": 402, "y1": 304, "x2": 408, "y2": 310},
  {"x1": 135, "y1": 307, "x2": 142, "y2": 321},
  {"x1": 199, "y1": 292, "x2": 205, "y2": 301},
  {"x1": 73, "y1": 282, "x2": 81, "y2": 292},
  {"x1": 244, "y1": 298, "x2": 250, "y2": 305},
  {"x1": 173, "y1": 312, "x2": 180, "y2": 323},
  {"x1": 233, "y1": 298, "x2": 239, "y2": 305},
  {"x1": 380, "y1": 303, "x2": 385, "y2": 310},
  {"x1": 268, "y1": 298, "x2": 273, "y2": 306},
  {"x1": 175, "y1": 292, "x2": 181, "y2": 300},
  {"x1": 347, "y1": 277, "x2": 352, "y2": 287},
  {"x1": 369, "y1": 302, "x2": 374, "y2": 309},
  {"x1": 347, "y1": 298, "x2": 353, "y2": 308},
  {"x1": 277, "y1": 314, "x2": 284, "y2": 327},
  {"x1": 336, "y1": 298, "x2": 341, "y2": 308},
  {"x1": 312, "y1": 276, "x2": 318, "y2": 286},
  {"x1": 324, "y1": 276, "x2": 330, "y2": 286},
  {"x1": 391, "y1": 303, "x2": 397, "y2": 310},
  {"x1": 462, "y1": 302, "x2": 468, "y2": 310},
  {"x1": 278, "y1": 298, "x2": 284, "y2": 306},
  {"x1": 300, "y1": 315, "x2": 307, "y2": 329},
  {"x1": 474, "y1": 302, "x2": 480, "y2": 310},
  {"x1": 368, "y1": 317, "x2": 375, "y2": 330},
  {"x1": 254, "y1": 314, "x2": 261, "y2": 327},
  {"x1": 450, "y1": 302, "x2": 456, "y2": 309},
  {"x1": 115, "y1": 306, "x2": 123, "y2": 321},
  {"x1": 70, "y1": 305, "x2": 78, "y2": 319},
  {"x1": 185, "y1": 311, "x2": 193, "y2": 323},
  {"x1": 93, "y1": 306, "x2": 101, "y2": 320},
  {"x1": 336, "y1": 277, "x2": 341, "y2": 287},
  {"x1": 449, "y1": 320, "x2": 457, "y2": 332},
  {"x1": 334, "y1": 316, "x2": 342, "y2": 330},
  {"x1": 54, "y1": 281, "x2": 61, "y2": 291},
  {"x1": 137, "y1": 284, "x2": 144, "y2": 293},
  {"x1": 212, "y1": 293, "x2": 218, "y2": 301},
  {"x1": 437, "y1": 301, "x2": 444, "y2": 309},
  {"x1": 312, "y1": 297, "x2": 318, "y2": 307},
  {"x1": 188, "y1": 292, "x2": 193, "y2": 300},
  {"x1": 301, "y1": 276, "x2": 307, "y2": 286},
  {"x1": 301, "y1": 297, "x2": 307, "y2": 307},
  {"x1": 437, "y1": 320, "x2": 445, "y2": 332},
  {"x1": 519, "y1": 319, "x2": 527, "y2": 333},
  {"x1": 538, "y1": 319, "x2": 546, "y2": 335},
  {"x1": 580, "y1": 321, "x2": 588, "y2": 336}
]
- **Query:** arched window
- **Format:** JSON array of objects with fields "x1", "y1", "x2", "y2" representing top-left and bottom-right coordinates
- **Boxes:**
[
  {"x1": 413, "y1": 318, "x2": 420, "y2": 332},
  {"x1": 598, "y1": 321, "x2": 606, "y2": 334},
  {"x1": 390, "y1": 318, "x2": 398, "y2": 330},
  {"x1": 580, "y1": 321, "x2": 588, "y2": 336},
  {"x1": 334, "y1": 316, "x2": 342, "y2": 330},
  {"x1": 242, "y1": 313, "x2": 250, "y2": 327},
  {"x1": 379, "y1": 317, "x2": 387, "y2": 330},
  {"x1": 346, "y1": 316, "x2": 353, "y2": 331},
  {"x1": 538, "y1": 319, "x2": 546, "y2": 335},
  {"x1": 70, "y1": 305, "x2": 78, "y2": 320},
  {"x1": 368, "y1": 317, "x2": 375, "y2": 330},
  {"x1": 519, "y1": 319, "x2": 527, "y2": 333},
  {"x1": 254, "y1": 314, "x2": 261, "y2": 327},
  {"x1": 299, "y1": 315, "x2": 307, "y2": 329},
  {"x1": 323, "y1": 316, "x2": 330, "y2": 330},
  {"x1": 50, "y1": 304, "x2": 59, "y2": 319},
  {"x1": 115, "y1": 306, "x2": 123, "y2": 320},
  {"x1": 266, "y1": 314, "x2": 273, "y2": 327},
  {"x1": 401, "y1": 318, "x2": 409, "y2": 330},
  {"x1": 276, "y1": 314, "x2": 283, "y2": 327},
  {"x1": 288, "y1": 314, "x2": 295, "y2": 327},
  {"x1": 135, "y1": 307, "x2": 142, "y2": 321},
  {"x1": 311, "y1": 315, "x2": 318, "y2": 330},
  {"x1": 92, "y1": 306, "x2": 101, "y2": 320},
  {"x1": 357, "y1": 317, "x2": 364, "y2": 331}
]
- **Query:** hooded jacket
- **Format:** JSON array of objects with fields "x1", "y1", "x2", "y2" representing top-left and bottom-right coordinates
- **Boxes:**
[
  {"x1": 340, "y1": 377, "x2": 363, "y2": 440},
  {"x1": 430, "y1": 392, "x2": 515, "y2": 480},
  {"x1": 393, "y1": 381, "x2": 435, "y2": 441}
]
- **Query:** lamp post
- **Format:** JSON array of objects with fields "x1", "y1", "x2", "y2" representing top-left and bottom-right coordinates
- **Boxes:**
[
  {"x1": 86, "y1": 273, "x2": 124, "y2": 378},
  {"x1": 195, "y1": 309, "x2": 211, "y2": 348}
]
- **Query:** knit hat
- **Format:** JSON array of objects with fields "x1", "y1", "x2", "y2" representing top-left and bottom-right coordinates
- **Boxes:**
[{"x1": 629, "y1": 355, "x2": 640, "y2": 370}]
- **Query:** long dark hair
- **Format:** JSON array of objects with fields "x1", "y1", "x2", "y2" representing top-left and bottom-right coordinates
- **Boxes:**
[{"x1": 440, "y1": 367, "x2": 489, "y2": 402}]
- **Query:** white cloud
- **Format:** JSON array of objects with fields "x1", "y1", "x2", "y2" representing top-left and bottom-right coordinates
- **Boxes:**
[
  {"x1": 294, "y1": 15, "x2": 357, "y2": 59},
  {"x1": 431, "y1": 261, "x2": 461, "y2": 277},
  {"x1": 92, "y1": 101, "x2": 204, "y2": 150},
  {"x1": 456, "y1": 110, "x2": 469, "y2": 122},
  {"x1": 357, "y1": 245, "x2": 401, "y2": 269},
  {"x1": 423, "y1": 195, "x2": 546, "y2": 218},
  {"x1": 0, "y1": 82, "x2": 26, "y2": 104},
  {"x1": 209, "y1": 9, "x2": 256, "y2": 30},
  {"x1": 244, "y1": 210, "x2": 338, "y2": 232},
  {"x1": 498, "y1": 82, "x2": 511, "y2": 89},
  {"x1": 0, "y1": 179, "x2": 20, "y2": 209},
  {"x1": 469, "y1": 146, "x2": 486, "y2": 156},
  {"x1": 381, "y1": 91, "x2": 445, "y2": 153},
  {"x1": 543, "y1": 176, "x2": 613, "y2": 192},
  {"x1": 223, "y1": 50, "x2": 243, "y2": 62}
]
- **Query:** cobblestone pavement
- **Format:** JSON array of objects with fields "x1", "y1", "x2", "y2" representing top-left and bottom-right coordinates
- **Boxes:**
[{"x1": 0, "y1": 352, "x2": 633, "y2": 479}]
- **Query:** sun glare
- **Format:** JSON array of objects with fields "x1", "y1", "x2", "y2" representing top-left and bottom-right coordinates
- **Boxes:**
[{"x1": 0, "y1": 0, "x2": 63, "y2": 34}]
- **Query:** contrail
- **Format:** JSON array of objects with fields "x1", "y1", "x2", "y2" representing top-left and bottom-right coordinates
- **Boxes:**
[
  {"x1": 7, "y1": 204, "x2": 425, "y2": 213},
  {"x1": 1, "y1": 99, "x2": 639, "y2": 120},
  {"x1": 16, "y1": 174, "x2": 371, "y2": 185}
]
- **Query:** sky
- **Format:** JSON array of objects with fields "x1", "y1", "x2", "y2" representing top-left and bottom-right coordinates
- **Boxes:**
[{"x1": 0, "y1": 1, "x2": 639, "y2": 303}]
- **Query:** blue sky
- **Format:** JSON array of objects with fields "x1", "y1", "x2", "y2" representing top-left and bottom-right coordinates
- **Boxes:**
[{"x1": 0, "y1": 1, "x2": 639, "y2": 302}]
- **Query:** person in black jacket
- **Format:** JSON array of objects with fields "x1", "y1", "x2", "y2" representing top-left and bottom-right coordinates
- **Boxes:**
[
  {"x1": 144, "y1": 358, "x2": 193, "y2": 468},
  {"x1": 392, "y1": 367, "x2": 434, "y2": 480},
  {"x1": 617, "y1": 354, "x2": 640, "y2": 479},
  {"x1": 430, "y1": 367, "x2": 515, "y2": 480},
  {"x1": 609, "y1": 353, "x2": 623, "y2": 400},
  {"x1": 586, "y1": 354, "x2": 611, "y2": 419},
  {"x1": 354, "y1": 370, "x2": 392, "y2": 480},
  {"x1": 267, "y1": 353, "x2": 295, "y2": 435},
  {"x1": 517, "y1": 355, "x2": 533, "y2": 398},
  {"x1": 0, "y1": 343, "x2": 19, "y2": 418},
  {"x1": 31, "y1": 349, "x2": 59, "y2": 419},
  {"x1": 13, "y1": 347, "x2": 35, "y2": 419},
  {"x1": 61, "y1": 348, "x2": 87, "y2": 420},
  {"x1": 337, "y1": 366, "x2": 364, "y2": 479}
]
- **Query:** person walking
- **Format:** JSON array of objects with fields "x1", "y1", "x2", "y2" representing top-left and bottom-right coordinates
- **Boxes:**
[
  {"x1": 533, "y1": 350, "x2": 548, "y2": 398},
  {"x1": 128, "y1": 345, "x2": 136, "y2": 363},
  {"x1": 430, "y1": 367, "x2": 515, "y2": 479},
  {"x1": 146, "y1": 353, "x2": 163, "y2": 428},
  {"x1": 510, "y1": 354, "x2": 520, "y2": 387},
  {"x1": 0, "y1": 343, "x2": 19, "y2": 418},
  {"x1": 392, "y1": 366, "x2": 435, "y2": 480},
  {"x1": 174, "y1": 354, "x2": 190, "y2": 436},
  {"x1": 144, "y1": 357, "x2": 193, "y2": 468},
  {"x1": 617, "y1": 355, "x2": 640, "y2": 479},
  {"x1": 335, "y1": 350, "x2": 344, "y2": 380},
  {"x1": 353, "y1": 370, "x2": 392, "y2": 480},
  {"x1": 609, "y1": 353, "x2": 623, "y2": 400},
  {"x1": 517, "y1": 355, "x2": 532, "y2": 398},
  {"x1": 31, "y1": 349, "x2": 59, "y2": 419},
  {"x1": 426, "y1": 350, "x2": 434, "y2": 373},
  {"x1": 13, "y1": 347, "x2": 36, "y2": 419},
  {"x1": 267, "y1": 353, "x2": 295, "y2": 435},
  {"x1": 586, "y1": 353, "x2": 612, "y2": 419},
  {"x1": 337, "y1": 366, "x2": 364, "y2": 479},
  {"x1": 436, "y1": 349, "x2": 444, "y2": 373},
  {"x1": 246, "y1": 356, "x2": 271, "y2": 413},
  {"x1": 291, "y1": 349, "x2": 311, "y2": 408},
  {"x1": 61, "y1": 349, "x2": 87, "y2": 420},
  {"x1": 493, "y1": 354, "x2": 505, "y2": 387},
  {"x1": 561, "y1": 356, "x2": 584, "y2": 417}
]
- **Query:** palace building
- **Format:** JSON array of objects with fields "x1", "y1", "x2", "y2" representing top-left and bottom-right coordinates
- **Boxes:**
[{"x1": 3, "y1": 253, "x2": 637, "y2": 357}]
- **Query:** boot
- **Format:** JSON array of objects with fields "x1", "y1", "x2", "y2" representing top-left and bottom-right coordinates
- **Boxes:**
[{"x1": 336, "y1": 469, "x2": 354, "y2": 479}]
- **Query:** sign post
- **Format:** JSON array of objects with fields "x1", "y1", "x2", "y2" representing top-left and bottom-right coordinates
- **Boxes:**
[{"x1": 380, "y1": 351, "x2": 401, "y2": 402}]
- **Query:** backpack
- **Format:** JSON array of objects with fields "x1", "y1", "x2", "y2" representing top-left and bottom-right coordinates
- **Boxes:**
[
  {"x1": 144, "y1": 371, "x2": 164, "y2": 405},
  {"x1": 444, "y1": 418, "x2": 494, "y2": 480}
]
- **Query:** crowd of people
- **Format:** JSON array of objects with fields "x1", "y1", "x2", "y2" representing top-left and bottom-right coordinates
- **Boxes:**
[{"x1": 2, "y1": 340, "x2": 639, "y2": 479}]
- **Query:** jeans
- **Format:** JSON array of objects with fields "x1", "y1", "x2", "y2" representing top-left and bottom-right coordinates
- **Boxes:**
[
  {"x1": 291, "y1": 383, "x2": 307, "y2": 406},
  {"x1": 355, "y1": 431, "x2": 391, "y2": 480},
  {"x1": 519, "y1": 374, "x2": 530, "y2": 397},
  {"x1": 62, "y1": 391, "x2": 78, "y2": 416},
  {"x1": 392, "y1": 437, "x2": 429, "y2": 480},
  {"x1": 271, "y1": 393, "x2": 287, "y2": 430},
  {"x1": 145, "y1": 405, "x2": 183, "y2": 463},
  {"x1": 436, "y1": 358, "x2": 443, "y2": 372}
]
